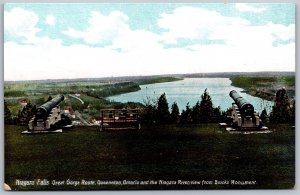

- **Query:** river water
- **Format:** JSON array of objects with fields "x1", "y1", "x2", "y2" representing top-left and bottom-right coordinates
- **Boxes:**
[{"x1": 109, "y1": 78, "x2": 273, "y2": 114}]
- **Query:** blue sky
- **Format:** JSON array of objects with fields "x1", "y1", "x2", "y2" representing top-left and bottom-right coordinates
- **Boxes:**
[{"x1": 4, "y1": 3, "x2": 295, "y2": 81}]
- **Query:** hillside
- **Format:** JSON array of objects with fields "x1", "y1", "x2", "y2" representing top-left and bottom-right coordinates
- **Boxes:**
[{"x1": 229, "y1": 75, "x2": 295, "y2": 100}]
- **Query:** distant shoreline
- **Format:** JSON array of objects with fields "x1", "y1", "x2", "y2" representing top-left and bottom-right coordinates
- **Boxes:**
[
  {"x1": 4, "y1": 71, "x2": 294, "y2": 84},
  {"x1": 229, "y1": 75, "x2": 295, "y2": 101},
  {"x1": 137, "y1": 77, "x2": 183, "y2": 85}
]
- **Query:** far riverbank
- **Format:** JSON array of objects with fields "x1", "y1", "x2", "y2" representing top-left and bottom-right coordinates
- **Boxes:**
[{"x1": 229, "y1": 76, "x2": 295, "y2": 101}]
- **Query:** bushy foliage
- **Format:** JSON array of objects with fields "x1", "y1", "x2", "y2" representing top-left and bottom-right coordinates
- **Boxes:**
[
  {"x1": 4, "y1": 101, "x2": 13, "y2": 124},
  {"x1": 189, "y1": 89, "x2": 222, "y2": 123},
  {"x1": 270, "y1": 88, "x2": 295, "y2": 124},
  {"x1": 260, "y1": 109, "x2": 269, "y2": 124},
  {"x1": 16, "y1": 102, "x2": 36, "y2": 126},
  {"x1": 220, "y1": 108, "x2": 233, "y2": 124}
]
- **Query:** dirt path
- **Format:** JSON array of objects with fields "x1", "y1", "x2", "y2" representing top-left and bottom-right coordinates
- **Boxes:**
[{"x1": 69, "y1": 94, "x2": 84, "y2": 104}]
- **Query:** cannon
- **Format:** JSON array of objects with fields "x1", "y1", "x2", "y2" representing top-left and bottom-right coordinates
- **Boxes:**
[
  {"x1": 28, "y1": 95, "x2": 65, "y2": 132},
  {"x1": 36, "y1": 95, "x2": 64, "y2": 119},
  {"x1": 229, "y1": 90, "x2": 254, "y2": 118},
  {"x1": 229, "y1": 90, "x2": 261, "y2": 130}
]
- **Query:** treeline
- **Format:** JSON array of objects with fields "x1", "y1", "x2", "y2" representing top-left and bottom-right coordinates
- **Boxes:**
[
  {"x1": 141, "y1": 89, "x2": 228, "y2": 124},
  {"x1": 4, "y1": 87, "x2": 295, "y2": 126},
  {"x1": 86, "y1": 82, "x2": 140, "y2": 98},
  {"x1": 137, "y1": 77, "x2": 183, "y2": 85},
  {"x1": 4, "y1": 101, "x2": 36, "y2": 125},
  {"x1": 4, "y1": 90, "x2": 27, "y2": 97},
  {"x1": 141, "y1": 87, "x2": 295, "y2": 125}
]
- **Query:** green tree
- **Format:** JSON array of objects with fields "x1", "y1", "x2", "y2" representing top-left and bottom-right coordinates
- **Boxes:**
[
  {"x1": 270, "y1": 88, "x2": 293, "y2": 123},
  {"x1": 180, "y1": 103, "x2": 192, "y2": 124},
  {"x1": 4, "y1": 101, "x2": 12, "y2": 124},
  {"x1": 199, "y1": 89, "x2": 214, "y2": 122},
  {"x1": 170, "y1": 102, "x2": 180, "y2": 124},
  {"x1": 211, "y1": 106, "x2": 222, "y2": 122},
  {"x1": 141, "y1": 97, "x2": 157, "y2": 124},
  {"x1": 16, "y1": 102, "x2": 36, "y2": 126},
  {"x1": 192, "y1": 101, "x2": 201, "y2": 123},
  {"x1": 156, "y1": 93, "x2": 170, "y2": 123},
  {"x1": 220, "y1": 108, "x2": 232, "y2": 124}
]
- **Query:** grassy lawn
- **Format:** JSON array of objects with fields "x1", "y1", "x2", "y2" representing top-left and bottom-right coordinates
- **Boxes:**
[{"x1": 5, "y1": 124, "x2": 294, "y2": 190}]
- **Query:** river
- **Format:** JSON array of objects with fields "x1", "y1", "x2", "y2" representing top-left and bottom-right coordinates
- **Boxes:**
[{"x1": 109, "y1": 78, "x2": 273, "y2": 114}]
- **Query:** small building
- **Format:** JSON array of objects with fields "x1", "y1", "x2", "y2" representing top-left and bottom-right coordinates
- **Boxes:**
[
  {"x1": 19, "y1": 99, "x2": 28, "y2": 106},
  {"x1": 64, "y1": 106, "x2": 76, "y2": 118}
]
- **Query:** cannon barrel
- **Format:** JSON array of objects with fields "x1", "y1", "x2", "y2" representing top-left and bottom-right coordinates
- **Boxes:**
[
  {"x1": 36, "y1": 95, "x2": 64, "y2": 119},
  {"x1": 229, "y1": 90, "x2": 254, "y2": 117}
]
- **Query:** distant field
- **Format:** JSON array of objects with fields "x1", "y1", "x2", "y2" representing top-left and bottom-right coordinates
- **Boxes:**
[
  {"x1": 4, "y1": 81, "x2": 141, "y2": 98},
  {"x1": 283, "y1": 76, "x2": 295, "y2": 86},
  {"x1": 230, "y1": 75, "x2": 295, "y2": 100},
  {"x1": 4, "y1": 76, "x2": 183, "y2": 116},
  {"x1": 230, "y1": 77, "x2": 277, "y2": 89},
  {"x1": 5, "y1": 124, "x2": 294, "y2": 190}
]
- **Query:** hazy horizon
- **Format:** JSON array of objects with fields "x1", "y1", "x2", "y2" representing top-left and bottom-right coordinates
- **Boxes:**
[{"x1": 4, "y1": 71, "x2": 295, "y2": 82}]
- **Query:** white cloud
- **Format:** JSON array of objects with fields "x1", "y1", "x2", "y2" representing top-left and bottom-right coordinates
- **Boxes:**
[
  {"x1": 109, "y1": 30, "x2": 162, "y2": 52},
  {"x1": 4, "y1": 7, "x2": 62, "y2": 46},
  {"x1": 158, "y1": 6, "x2": 294, "y2": 48},
  {"x1": 63, "y1": 10, "x2": 162, "y2": 52},
  {"x1": 4, "y1": 7, "x2": 41, "y2": 39},
  {"x1": 158, "y1": 6, "x2": 250, "y2": 44},
  {"x1": 4, "y1": 7, "x2": 295, "y2": 81},
  {"x1": 267, "y1": 22, "x2": 295, "y2": 41},
  {"x1": 46, "y1": 15, "x2": 56, "y2": 26},
  {"x1": 63, "y1": 11, "x2": 130, "y2": 45},
  {"x1": 236, "y1": 3, "x2": 266, "y2": 13}
]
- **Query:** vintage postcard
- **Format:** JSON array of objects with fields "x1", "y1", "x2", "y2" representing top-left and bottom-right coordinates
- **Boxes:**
[{"x1": 4, "y1": 3, "x2": 295, "y2": 190}]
